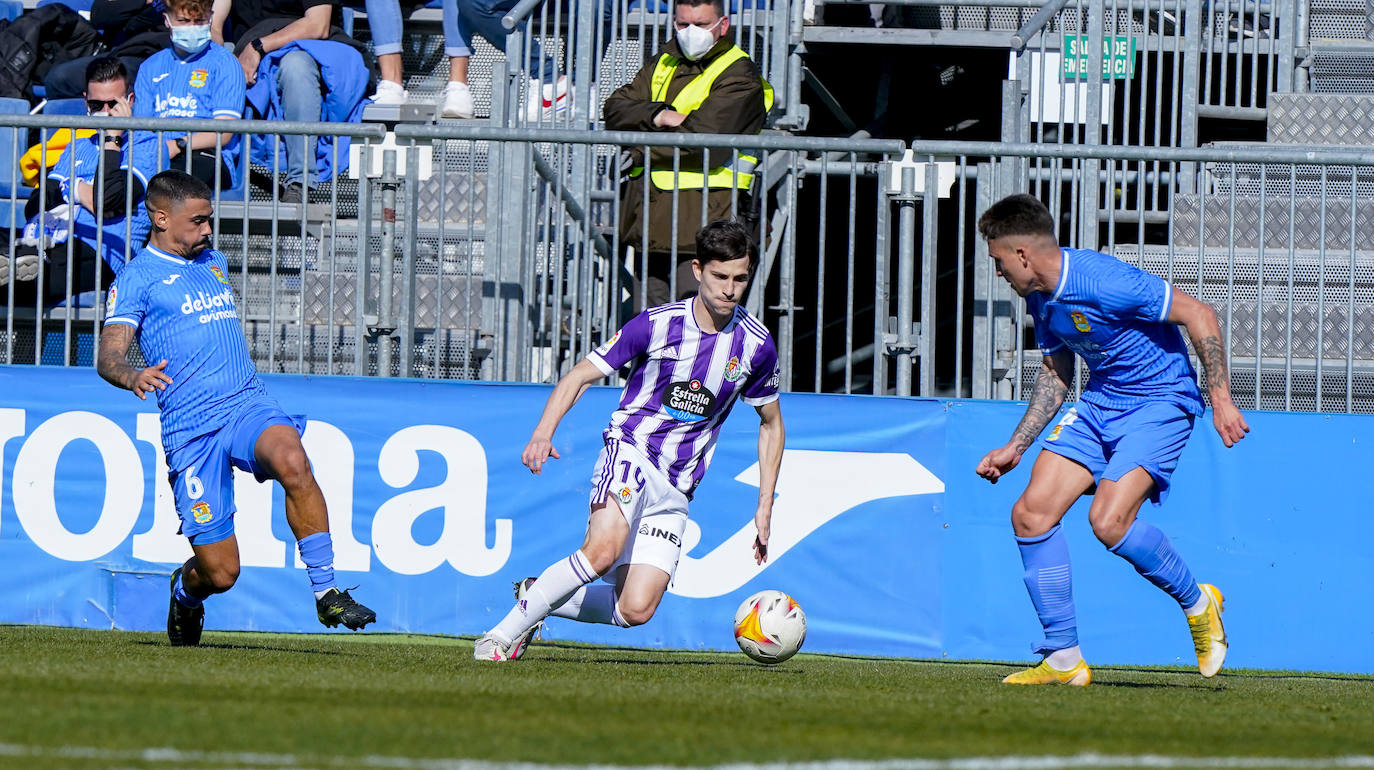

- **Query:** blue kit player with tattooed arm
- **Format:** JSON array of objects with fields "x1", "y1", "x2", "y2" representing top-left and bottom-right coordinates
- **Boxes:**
[
  {"x1": 976, "y1": 193, "x2": 1250, "y2": 685},
  {"x1": 96, "y1": 170, "x2": 375, "y2": 645}
]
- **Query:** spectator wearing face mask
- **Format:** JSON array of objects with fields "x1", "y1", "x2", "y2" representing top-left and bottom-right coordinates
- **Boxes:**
[
  {"x1": 602, "y1": 0, "x2": 772, "y2": 309},
  {"x1": 133, "y1": 0, "x2": 246, "y2": 190}
]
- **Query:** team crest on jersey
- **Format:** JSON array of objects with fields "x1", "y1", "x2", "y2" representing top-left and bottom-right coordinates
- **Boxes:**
[
  {"x1": 618, "y1": 487, "x2": 633, "y2": 505},
  {"x1": 189, "y1": 69, "x2": 209, "y2": 88},
  {"x1": 105, "y1": 285, "x2": 117, "y2": 315},
  {"x1": 191, "y1": 501, "x2": 213, "y2": 524},
  {"x1": 209, "y1": 265, "x2": 231, "y2": 286},
  {"x1": 664, "y1": 378, "x2": 717, "y2": 422},
  {"x1": 723, "y1": 356, "x2": 744, "y2": 382},
  {"x1": 1071, "y1": 312, "x2": 1092, "y2": 333}
]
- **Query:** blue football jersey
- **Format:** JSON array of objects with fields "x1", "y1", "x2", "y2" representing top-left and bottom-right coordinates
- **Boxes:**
[
  {"x1": 134, "y1": 44, "x2": 246, "y2": 186},
  {"x1": 104, "y1": 245, "x2": 267, "y2": 452},
  {"x1": 1025, "y1": 247, "x2": 1205, "y2": 415},
  {"x1": 47, "y1": 132, "x2": 164, "y2": 274}
]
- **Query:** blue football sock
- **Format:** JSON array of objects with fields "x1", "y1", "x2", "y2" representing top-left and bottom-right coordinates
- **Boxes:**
[
  {"x1": 1016, "y1": 524, "x2": 1079, "y2": 655},
  {"x1": 173, "y1": 572, "x2": 204, "y2": 608},
  {"x1": 297, "y1": 532, "x2": 337, "y2": 595},
  {"x1": 1109, "y1": 520, "x2": 1202, "y2": 608}
]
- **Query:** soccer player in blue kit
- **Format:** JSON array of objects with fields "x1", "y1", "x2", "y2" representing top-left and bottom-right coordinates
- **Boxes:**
[
  {"x1": 975, "y1": 194, "x2": 1250, "y2": 685},
  {"x1": 96, "y1": 170, "x2": 375, "y2": 645}
]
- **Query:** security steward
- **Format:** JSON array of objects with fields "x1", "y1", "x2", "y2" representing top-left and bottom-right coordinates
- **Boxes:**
[{"x1": 604, "y1": 0, "x2": 773, "y2": 308}]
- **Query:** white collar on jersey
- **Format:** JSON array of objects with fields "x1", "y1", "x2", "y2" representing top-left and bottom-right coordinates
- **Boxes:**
[
  {"x1": 146, "y1": 244, "x2": 192, "y2": 264},
  {"x1": 1050, "y1": 248, "x2": 1071, "y2": 302},
  {"x1": 686, "y1": 297, "x2": 741, "y2": 334}
]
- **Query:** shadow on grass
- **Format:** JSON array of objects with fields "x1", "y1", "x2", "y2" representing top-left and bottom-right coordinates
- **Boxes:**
[{"x1": 133, "y1": 639, "x2": 347, "y2": 655}]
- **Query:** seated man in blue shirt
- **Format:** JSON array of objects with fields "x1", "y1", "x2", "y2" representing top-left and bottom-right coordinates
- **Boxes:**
[
  {"x1": 135, "y1": 0, "x2": 246, "y2": 189},
  {"x1": 21, "y1": 57, "x2": 163, "y2": 305}
]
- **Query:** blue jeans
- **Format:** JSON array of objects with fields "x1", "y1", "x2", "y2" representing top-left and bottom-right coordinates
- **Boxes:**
[
  {"x1": 442, "y1": 0, "x2": 473, "y2": 57},
  {"x1": 343, "y1": 0, "x2": 404, "y2": 55},
  {"x1": 456, "y1": 0, "x2": 557, "y2": 80},
  {"x1": 275, "y1": 49, "x2": 324, "y2": 186}
]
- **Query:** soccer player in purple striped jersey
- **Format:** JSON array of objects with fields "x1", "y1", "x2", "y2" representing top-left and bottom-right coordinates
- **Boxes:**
[
  {"x1": 975, "y1": 194, "x2": 1250, "y2": 685},
  {"x1": 475, "y1": 219, "x2": 785, "y2": 661},
  {"x1": 97, "y1": 170, "x2": 375, "y2": 645}
]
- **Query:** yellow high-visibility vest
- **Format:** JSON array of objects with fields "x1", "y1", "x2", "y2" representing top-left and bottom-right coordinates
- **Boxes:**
[{"x1": 632, "y1": 44, "x2": 774, "y2": 191}]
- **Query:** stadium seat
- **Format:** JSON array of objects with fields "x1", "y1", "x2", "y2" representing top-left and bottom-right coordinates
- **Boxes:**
[
  {"x1": 0, "y1": 96, "x2": 30, "y2": 232},
  {"x1": 42, "y1": 98, "x2": 87, "y2": 116},
  {"x1": 35, "y1": 0, "x2": 94, "y2": 13},
  {"x1": 0, "y1": 0, "x2": 23, "y2": 22}
]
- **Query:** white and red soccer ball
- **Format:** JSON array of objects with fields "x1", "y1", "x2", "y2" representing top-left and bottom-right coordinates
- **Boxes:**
[{"x1": 733, "y1": 590, "x2": 806, "y2": 664}]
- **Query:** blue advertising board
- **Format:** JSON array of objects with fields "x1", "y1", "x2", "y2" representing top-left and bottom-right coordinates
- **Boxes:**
[{"x1": 0, "y1": 365, "x2": 1370, "y2": 673}]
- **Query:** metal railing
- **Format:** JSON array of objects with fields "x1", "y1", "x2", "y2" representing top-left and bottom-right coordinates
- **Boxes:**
[{"x1": 8, "y1": 100, "x2": 1374, "y2": 411}]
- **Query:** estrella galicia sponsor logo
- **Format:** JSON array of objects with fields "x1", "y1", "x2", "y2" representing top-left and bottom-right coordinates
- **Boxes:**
[
  {"x1": 638, "y1": 523, "x2": 681, "y2": 547},
  {"x1": 664, "y1": 379, "x2": 716, "y2": 422},
  {"x1": 181, "y1": 289, "x2": 238, "y2": 324},
  {"x1": 191, "y1": 501, "x2": 212, "y2": 524}
]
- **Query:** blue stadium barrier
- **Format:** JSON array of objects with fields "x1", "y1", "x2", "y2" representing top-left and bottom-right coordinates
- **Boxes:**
[{"x1": 0, "y1": 365, "x2": 1368, "y2": 673}]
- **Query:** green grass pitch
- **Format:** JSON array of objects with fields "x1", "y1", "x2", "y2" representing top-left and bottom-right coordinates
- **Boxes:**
[{"x1": 2, "y1": 625, "x2": 1372, "y2": 769}]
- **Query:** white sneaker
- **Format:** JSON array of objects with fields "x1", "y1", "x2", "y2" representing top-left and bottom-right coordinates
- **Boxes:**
[
  {"x1": 0, "y1": 254, "x2": 39, "y2": 286},
  {"x1": 474, "y1": 633, "x2": 517, "y2": 662},
  {"x1": 524, "y1": 75, "x2": 570, "y2": 122},
  {"x1": 369, "y1": 80, "x2": 408, "y2": 106},
  {"x1": 440, "y1": 81, "x2": 475, "y2": 119}
]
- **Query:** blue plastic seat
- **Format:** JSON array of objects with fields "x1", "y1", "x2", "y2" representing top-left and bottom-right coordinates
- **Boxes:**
[
  {"x1": 0, "y1": 96, "x2": 31, "y2": 231},
  {"x1": 35, "y1": 0, "x2": 94, "y2": 12},
  {"x1": 0, "y1": 0, "x2": 23, "y2": 22},
  {"x1": 42, "y1": 98, "x2": 88, "y2": 116}
]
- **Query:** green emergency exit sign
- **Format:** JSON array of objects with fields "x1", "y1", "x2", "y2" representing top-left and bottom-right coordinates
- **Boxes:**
[{"x1": 1062, "y1": 35, "x2": 1138, "y2": 80}]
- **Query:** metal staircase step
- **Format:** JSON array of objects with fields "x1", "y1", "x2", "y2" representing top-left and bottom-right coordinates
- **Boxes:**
[
  {"x1": 1172, "y1": 193, "x2": 1374, "y2": 250},
  {"x1": 1267, "y1": 92, "x2": 1374, "y2": 143}
]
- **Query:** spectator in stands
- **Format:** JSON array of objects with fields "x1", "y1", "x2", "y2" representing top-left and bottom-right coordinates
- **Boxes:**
[
  {"x1": 455, "y1": 0, "x2": 568, "y2": 121},
  {"x1": 342, "y1": 0, "x2": 474, "y2": 118},
  {"x1": 603, "y1": 0, "x2": 770, "y2": 307},
  {"x1": 134, "y1": 0, "x2": 246, "y2": 190},
  {"x1": 20, "y1": 57, "x2": 163, "y2": 304},
  {"x1": 216, "y1": 0, "x2": 373, "y2": 202},
  {"x1": 44, "y1": 0, "x2": 172, "y2": 99}
]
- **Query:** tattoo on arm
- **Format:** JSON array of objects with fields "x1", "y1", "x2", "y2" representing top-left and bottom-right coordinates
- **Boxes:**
[
  {"x1": 1194, "y1": 334, "x2": 1229, "y2": 394},
  {"x1": 97, "y1": 325, "x2": 138, "y2": 390},
  {"x1": 1010, "y1": 361, "x2": 1069, "y2": 453}
]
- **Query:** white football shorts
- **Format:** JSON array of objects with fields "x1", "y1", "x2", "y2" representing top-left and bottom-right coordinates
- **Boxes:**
[{"x1": 588, "y1": 438, "x2": 690, "y2": 581}]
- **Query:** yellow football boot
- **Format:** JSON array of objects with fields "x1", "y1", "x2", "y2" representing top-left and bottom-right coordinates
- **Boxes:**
[
  {"x1": 1001, "y1": 659, "x2": 1092, "y2": 686},
  {"x1": 1188, "y1": 583, "x2": 1228, "y2": 677}
]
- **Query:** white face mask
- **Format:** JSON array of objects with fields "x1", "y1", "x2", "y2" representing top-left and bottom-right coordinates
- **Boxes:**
[{"x1": 675, "y1": 17, "x2": 723, "y2": 61}]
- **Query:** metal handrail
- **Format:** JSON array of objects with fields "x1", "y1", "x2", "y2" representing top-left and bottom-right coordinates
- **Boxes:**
[
  {"x1": 1010, "y1": 0, "x2": 1073, "y2": 52},
  {"x1": 500, "y1": 0, "x2": 545, "y2": 31}
]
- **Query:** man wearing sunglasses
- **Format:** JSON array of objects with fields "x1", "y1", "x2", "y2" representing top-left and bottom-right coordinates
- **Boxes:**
[{"x1": 20, "y1": 57, "x2": 164, "y2": 305}]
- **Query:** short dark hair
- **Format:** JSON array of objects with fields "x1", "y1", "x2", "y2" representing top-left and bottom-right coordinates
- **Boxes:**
[
  {"x1": 677, "y1": 0, "x2": 726, "y2": 15},
  {"x1": 695, "y1": 218, "x2": 755, "y2": 269},
  {"x1": 146, "y1": 169, "x2": 212, "y2": 213},
  {"x1": 976, "y1": 193, "x2": 1056, "y2": 241},
  {"x1": 85, "y1": 57, "x2": 130, "y2": 91}
]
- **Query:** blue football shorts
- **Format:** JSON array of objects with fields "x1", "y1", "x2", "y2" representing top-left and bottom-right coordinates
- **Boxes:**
[
  {"x1": 1037, "y1": 399, "x2": 1195, "y2": 505},
  {"x1": 163, "y1": 395, "x2": 305, "y2": 545}
]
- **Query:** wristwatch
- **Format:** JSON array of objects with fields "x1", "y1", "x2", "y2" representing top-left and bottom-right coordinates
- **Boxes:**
[
  {"x1": 250, "y1": 38, "x2": 267, "y2": 57},
  {"x1": 174, "y1": 136, "x2": 188, "y2": 156},
  {"x1": 104, "y1": 133, "x2": 124, "y2": 148}
]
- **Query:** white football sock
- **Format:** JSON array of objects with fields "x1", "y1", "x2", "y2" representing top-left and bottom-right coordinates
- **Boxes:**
[
  {"x1": 489, "y1": 550, "x2": 598, "y2": 643},
  {"x1": 550, "y1": 584, "x2": 630, "y2": 627},
  {"x1": 1184, "y1": 587, "x2": 1210, "y2": 617},
  {"x1": 1046, "y1": 645, "x2": 1084, "y2": 670}
]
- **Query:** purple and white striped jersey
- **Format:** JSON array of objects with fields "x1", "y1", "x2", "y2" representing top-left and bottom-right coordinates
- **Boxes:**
[{"x1": 587, "y1": 299, "x2": 780, "y2": 498}]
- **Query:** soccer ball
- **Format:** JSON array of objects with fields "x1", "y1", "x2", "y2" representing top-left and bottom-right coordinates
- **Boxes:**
[{"x1": 733, "y1": 590, "x2": 806, "y2": 664}]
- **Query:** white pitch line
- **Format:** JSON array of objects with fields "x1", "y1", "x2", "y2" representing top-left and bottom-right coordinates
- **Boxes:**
[{"x1": 2, "y1": 745, "x2": 1374, "y2": 770}]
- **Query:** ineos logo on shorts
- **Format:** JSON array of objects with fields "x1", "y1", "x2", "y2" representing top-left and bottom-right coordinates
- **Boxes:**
[
  {"x1": 638, "y1": 523, "x2": 682, "y2": 547},
  {"x1": 663, "y1": 379, "x2": 716, "y2": 422}
]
